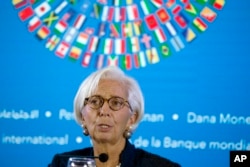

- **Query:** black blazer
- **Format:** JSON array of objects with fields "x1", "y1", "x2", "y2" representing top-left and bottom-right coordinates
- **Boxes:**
[{"x1": 49, "y1": 140, "x2": 181, "y2": 167}]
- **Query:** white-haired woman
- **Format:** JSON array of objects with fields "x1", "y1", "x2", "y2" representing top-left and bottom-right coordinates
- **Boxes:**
[{"x1": 49, "y1": 66, "x2": 180, "y2": 167}]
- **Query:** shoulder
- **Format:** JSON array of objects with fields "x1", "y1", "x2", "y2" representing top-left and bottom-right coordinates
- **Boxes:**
[
  {"x1": 134, "y1": 148, "x2": 181, "y2": 167},
  {"x1": 49, "y1": 147, "x2": 92, "y2": 167}
]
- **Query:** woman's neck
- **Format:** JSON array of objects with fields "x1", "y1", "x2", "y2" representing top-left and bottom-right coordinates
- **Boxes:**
[{"x1": 93, "y1": 139, "x2": 126, "y2": 167}]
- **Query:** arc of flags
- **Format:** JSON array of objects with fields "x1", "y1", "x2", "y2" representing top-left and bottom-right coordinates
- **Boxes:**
[{"x1": 12, "y1": 0, "x2": 226, "y2": 70}]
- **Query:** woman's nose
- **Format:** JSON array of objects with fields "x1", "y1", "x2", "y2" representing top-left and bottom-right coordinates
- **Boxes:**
[{"x1": 99, "y1": 101, "x2": 111, "y2": 116}]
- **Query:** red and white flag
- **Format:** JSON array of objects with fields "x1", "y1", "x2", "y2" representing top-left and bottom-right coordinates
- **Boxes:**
[
  {"x1": 115, "y1": 38, "x2": 126, "y2": 54},
  {"x1": 34, "y1": 1, "x2": 51, "y2": 17},
  {"x1": 55, "y1": 41, "x2": 70, "y2": 58},
  {"x1": 127, "y1": 4, "x2": 139, "y2": 21},
  {"x1": 88, "y1": 36, "x2": 99, "y2": 52},
  {"x1": 28, "y1": 16, "x2": 41, "y2": 32}
]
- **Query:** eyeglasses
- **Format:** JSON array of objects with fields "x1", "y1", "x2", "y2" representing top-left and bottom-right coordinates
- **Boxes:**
[{"x1": 84, "y1": 95, "x2": 132, "y2": 111}]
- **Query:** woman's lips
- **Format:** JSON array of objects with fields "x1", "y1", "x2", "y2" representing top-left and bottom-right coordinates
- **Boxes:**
[{"x1": 97, "y1": 124, "x2": 112, "y2": 132}]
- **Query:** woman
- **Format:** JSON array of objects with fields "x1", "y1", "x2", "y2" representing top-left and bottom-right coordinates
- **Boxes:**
[{"x1": 49, "y1": 66, "x2": 180, "y2": 167}]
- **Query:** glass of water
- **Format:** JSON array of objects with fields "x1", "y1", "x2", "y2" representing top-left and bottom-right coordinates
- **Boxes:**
[{"x1": 67, "y1": 157, "x2": 96, "y2": 167}]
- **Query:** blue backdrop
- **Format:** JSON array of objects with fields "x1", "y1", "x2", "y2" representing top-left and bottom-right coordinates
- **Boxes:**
[{"x1": 1, "y1": 0, "x2": 250, "y2": 167}]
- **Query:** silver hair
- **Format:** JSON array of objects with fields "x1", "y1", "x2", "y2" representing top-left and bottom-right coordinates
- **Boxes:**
[{"x1": 74, "y1": 66, "x2": 144, "y2": 132}]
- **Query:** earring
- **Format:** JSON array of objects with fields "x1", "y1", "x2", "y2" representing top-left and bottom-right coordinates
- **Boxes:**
[
  {"x1": 124, "y1": 126, "x2": 133, "y2": 139},
  {"x1": 81, "y1": 124, "x2": 89, "y2": 136}
]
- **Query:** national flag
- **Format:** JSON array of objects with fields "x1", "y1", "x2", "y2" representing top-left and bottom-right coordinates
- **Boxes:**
[
  {"x1": 122, "y1": 22, "x2": 133, "y2": 37},
  {"x1": 184, "y1": 3, "x2": 198, "y2": 16},
  {"x1": 45, "y1": 35, "x2": 60, "y2": 51},
  {"x1": 210, "y1": 0, "x2": 225, "y2": 10},
  {"x1": 182, "y1": 28, "x2": 196, "y2": 42},
  {"x1": 120, "y1": 54, "x2": 132, "y2": 70},
  {"x1": 146, "y1": 47, "x2": 159, "y2": 64},
  {"x1": 156, "y1": 8, "x2": 170, "y2": 23},
  {"x1": 12, "y1": 0, "x2": 27, "y2": 9},
  {"x1": 88, "y1": 36, "x2": 99, "y2": 52},
  {"x1": 28, "y1": 16, "x2": 41, "y2": 32},
  {"x1": 166, "y1": 0, "x2": 176, "y2": 8},
  {"x1": 107, "y1": 7, "x2": 115, "y2": 21},
  {"x1": 195, "y1": 0, "x2": 208, "y2": 5},
  {"x1": 115, "y1": 38, "x2": 126, "y2": 54},
  {"x1": 36, "y1": 26, "x2": 50, "y2": 40},
  {"x1": 114, "y1": 7, "x2": 126, "y2": 22},
  {"x1": 165, "y1": 21, "x2": 177, "y2": 36},
  {"x1": 55, "y1": 41, "x2": 70, "y2": 58},
  {"x1": 34, "y1": 1, "x2": 51, "y2": 17},
  {"x1": 127, "y1": 4, "x2": 139, "y2": 21},
  {"x1": 170, "y1": 36, "x2": 184, "y2": 52},
  {"x1": 73, "y1": 14, "x2": 86, "y2": 30},
  {"x1": 110, "y1": 23, "x2": 120, "y2": 37},
  {"x1": 153, "y1": 28, "x2": 166, "y2": 43},
  {"x1": 82, "y1": 52, "x2": 92, "y2": 67},
  {"x1": 172, "y1": 5, "x2": 182, "y2": 15},
  {"x1": 150, "y1": 0, "x2": 163, "y2": 8},
  {"x1": 200, "y1": 7, "x2": 217, "y2": 22},
  {"x1": 97, "y1": 22, "x2": 106, "y2": 36},
  {"x1": 174, "y1": 13, "x2": 188, "y2": 28},
  {"x1": 93, "y1": 3, "x2": 103, "y2": 19},
  {"x1": 63, "y1": 27, "x2": 78, "y2": 44},
  {"x1": 18, "y1": 6, "x2": 34, "y2": 21},
  {"x1": 160, "y1": 43, "x2": 171, "y2": 57},
  {"x1": 140, "y1": 0, "x2": 151, "y2": 15},
  {"x1": 102, "y1": 38, "x2": 113, "y2": 54},
  {"x1": 145, "y1": 14, "x2": 159, "y2": 30},
  {"x1": 193, "y1": 17, "x2": 207, "y2": 32},
  {"x1": 128, "y1": 37, "x2": 140, "y2": 53},
  {"x1": 141, "y1": 34, "x2": 152, "y2": 49},
  {"x1": 43, "y1": 12, "x2": 59, "y2": 27},
  {"x1": 107, "y1": 55, "x2": 118, "y2": 66},
  {"x1": 101, "y1": 6, "x2": 109, "y2": 21},
  {"x1": 135, "y1": 51, "x2": 147, "y2": 67},
  {"x1": 95, "y1": 54, "x2": 105, "y2": 69},
  {"x1": 54, "y1": 20, "x2": 68, "y2": 35},
  {"x1": 133, "y1": 21, "x2": 144, "y2": 36},
  {"x1": 54, "y1": 1, "x2": 68, "y2": 14},
  {"x1": 75, "y1": 32, "x2": 89, "y2": 48},
  {"x1": 62, "y1": 9, "x2": 76, "y2": 23},
  {"x1": 113, "y1": 0, "x2": 122, "y2": 6},
  {"x1": 69, "y1": 46, "x2": 82, "y2": 60}
]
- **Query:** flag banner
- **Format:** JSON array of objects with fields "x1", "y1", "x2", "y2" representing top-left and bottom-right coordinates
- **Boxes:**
[{"x1": 12, "y1": 0, "x2": 226, "y2": 70}]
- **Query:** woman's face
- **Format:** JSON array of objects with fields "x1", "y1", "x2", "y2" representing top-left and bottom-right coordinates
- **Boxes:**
[{"x1": 81, "y1": 79, "x2": 137, "y2": 144}]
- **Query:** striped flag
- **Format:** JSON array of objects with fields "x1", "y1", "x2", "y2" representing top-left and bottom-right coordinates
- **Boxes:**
[
  {"x1": 210, "y1": 0, "x2": 225, "y2": 10},
  {"x1": 63, "y1": 27, "x2": 78, "y2": 44},
  {"x1": 62, "y1": 9, "x2": 76, "y2": 23},
  {"x1": 140, "y1": 0, "x2": 151, "y2": 15},
  {"x1": 170, "y1": 36, "x2": 184, "y2": 52},
  {"x1": 101, "y1": 6, "x2": 109, "y2": 21},
  {"x1": 73, "y1": 14, "x2": 86, "y2": 30},
  {"x1": 36, "y1": 26, "x2": 50, "y2": 40},
  {"x1": 18, "y1": 6, "x2": 34, "y2": 21},
  {"x1": 145, "y1": 14, "x2": 159, "y2": 30},
  {"x1": 55, "y1": 41, "x2": 70, "y2": 58},
  {"x1": 54, "y1": 1, "x2": 68, "y2": 15},
  {"x1": 193, "y1": 17, "x2": 207, "y2": 32},
  {"x1": 122, "y1": 22, "x2": 133, "y2": 37},
  {"x1": 200, "y1": 7, "x2": 217, "y2": 22},
  {"x1": 115, "y1": 38, "x2": 126, "y2": 54},
  {"x1": 54, "y1": 20, "x2": 67, "y2": 35},
  {"x1": 96, "y1": 54, "x2": 105, "y2": 69},
  {"x1": 165, "y1": 21, "x2": 177, "y2": 36},
  {"x1": 102, "y1": 38, "x2": 113, "y2": 54},
  {"x1": 34, "y1": 1, "x2": 51, "y2": 17},
  {"x1": 110, "y1": 23, "x2": 120, "y2": 37},
  {"x1": 127, "y1": 4, "x2": 139, "y2": 21},
  {"x1": 46, "y1": 35, "x2": 60, "y2": 51},
  {"x1": 153, "y1": 28, "x2": 166, "y2": 43},
  {"x1": 133, "y1": 21, "x2": 144, "y2": 36},
  {"x1": 75, "y1": 32, "x2": 89, "y2": 48},
  {"x1": 114, "y1": 7, "x2": 126, "y2": 22},
  {"x1": 113, "y1": 0, "x2": 122, "y2": 6},
  {"x1": 13, "y1": 0, "x2": 27, "y2": 9},
  {"x1": 120, "y1": 55, "x2": 132, "y2": 70},
  {"x1": 82, "y1": 52, "x2": 92, "y2": 67},
  {"x1": 28, "y1": 16, "x2": 41, "y2": 32},
  {"x1": 69, "y1": 46, "x2": 82, "y2": 60},
  {"x1": 88, "y1": 36, "x2": 99, "y2": 52},
  {"x1": 150, "y1": 0, "x2": 163, "y2": 8},
  {"x1": 107, "y1": 55, "x2": 118, "y2": 66},
  {"x1": 146, "y1": 47, "x2": 159, "y2": 64},
  {"x1": 136, "y1": 51, "x2": 147, "y2": 67},
  {"x1": 128, "y1": 37, "x2": 140, "y2": 53}
]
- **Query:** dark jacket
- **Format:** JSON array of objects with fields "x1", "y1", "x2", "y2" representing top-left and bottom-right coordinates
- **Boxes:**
[{"x1": 49, "y1": 140, "x2": 180, "y2": 167}]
